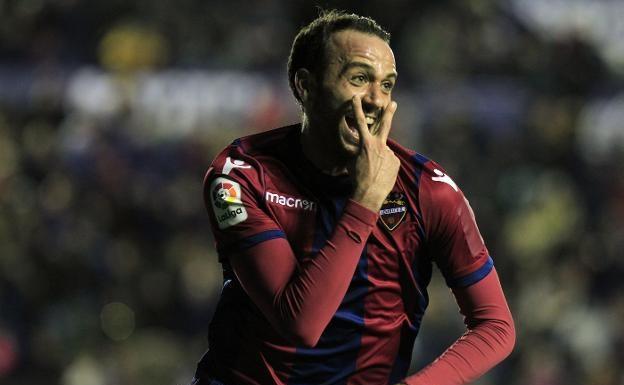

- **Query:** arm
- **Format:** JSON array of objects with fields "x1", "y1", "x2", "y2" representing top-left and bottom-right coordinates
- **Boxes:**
[
  {"x1": 403, "y1": 268, "x2": 515, "y2": 385},
  {"x1": 230, "y1": 200, "x2": 376, "y2": 348},
  {"x1": 227, "y1": 95, "x2": 400, "y2": 348},
  {"x1": 410, "y1": 160, "x2": 514, "y2": 384}
]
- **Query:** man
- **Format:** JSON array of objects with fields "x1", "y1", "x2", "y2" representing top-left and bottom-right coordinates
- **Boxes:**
[{"x1": 192, "y1": 10, "x2": 515, "y2": 385}]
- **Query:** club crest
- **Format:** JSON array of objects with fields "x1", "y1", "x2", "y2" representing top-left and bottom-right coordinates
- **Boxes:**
[{"x1": 379, "y1": 191, "x2": 408, "y2": 231}]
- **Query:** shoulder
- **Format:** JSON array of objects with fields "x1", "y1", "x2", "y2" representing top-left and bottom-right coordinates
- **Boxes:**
[
  {"x1": 203, "y1": 126, "x2": 298, "y2": 231},
  {"x1": 388, "y1": 140, "x2": 466, "y2": 216},
  {"x1": 416, "y1": 156, "x2": 462, "y2": 205},
  {"x1": 388, "y1": 140, "x2": 459, "y2": 198},
  {"x1": 205, "y1": 124, "x2": 298, "y2": 187},
  {"x1": 233, "y1": 124, "x2": 297, "y2": 155},
  {"x1": 410, "y1": 155, "x2": 480, "y2": 242}
]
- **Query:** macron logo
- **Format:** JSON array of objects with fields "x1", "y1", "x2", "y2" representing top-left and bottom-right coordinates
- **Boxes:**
[
  {"x1": 265, "y1": 191, "x2": 316, "y2": 211},
  {"x1": 432, "y1": 169, "x2": 458, "y2": 192}
]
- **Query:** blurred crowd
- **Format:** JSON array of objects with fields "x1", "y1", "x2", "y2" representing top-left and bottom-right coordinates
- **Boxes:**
[{"x1": 1, "y1": 0, "x2": 623, "y2": 384}]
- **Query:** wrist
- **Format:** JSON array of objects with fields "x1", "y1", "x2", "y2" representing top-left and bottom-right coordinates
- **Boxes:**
[
  {"x1": 351, "y1": 188, "x2": 384, "y2": 212},
  {"x1": 344, "y1": 198, "x2": 379, "y2": 224}
]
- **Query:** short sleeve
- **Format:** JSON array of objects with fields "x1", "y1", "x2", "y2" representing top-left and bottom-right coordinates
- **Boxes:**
[
  {"x1": 420, "y1": 165, "x2": 493, "y2": 288},
  {"x1": 203, "y1": 145, "x2": 284, "y2": 260}
]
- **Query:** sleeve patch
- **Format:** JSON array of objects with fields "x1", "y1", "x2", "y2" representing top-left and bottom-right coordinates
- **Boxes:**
[{"x1": 210, "y1": 177, "x2": 248, "y2": 229}]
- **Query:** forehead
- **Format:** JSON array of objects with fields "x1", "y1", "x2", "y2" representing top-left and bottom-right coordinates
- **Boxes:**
[{"x1": 325, "y1": 29, "x2": 396, "y2": 71}]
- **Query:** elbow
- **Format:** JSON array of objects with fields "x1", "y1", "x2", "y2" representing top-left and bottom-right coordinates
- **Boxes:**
[
  {"x1": 471, "y1": 313, "x2": 516, "y2": 360},
  {"x1": 273, "y1": 315, "x2": 324, "y2": 348},
  {"x1": 286, "y1": 322, "x2": 323, "y2": 348},
  {"x1": 272, "y1": 297, "x2": 326, "y2": 348},
  {"x1": 491, "y1": 314, "x2": 516, "y2": 359},
  {"x1": 503, "y1": 316, "x2": 516, "y2": 357},
  {"x1": 266, "y1": 317, "x2": 323, "y2": 348},
  {"x1": 290, "y1": 333, "x2": 321, "y2": 349}
]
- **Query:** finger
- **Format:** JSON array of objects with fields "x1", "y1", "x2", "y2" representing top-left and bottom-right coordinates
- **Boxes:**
[
  {"x1": 351, "y1": 95, "x2": 371, "y2": 145},
  {"x1": 377, "y1": 101, "x2": 397, "y2": 144}
]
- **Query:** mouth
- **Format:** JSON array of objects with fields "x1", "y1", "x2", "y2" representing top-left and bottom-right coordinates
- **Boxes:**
[{"x1": 344, "y1": 114, "x2": 377, "y2": 133}]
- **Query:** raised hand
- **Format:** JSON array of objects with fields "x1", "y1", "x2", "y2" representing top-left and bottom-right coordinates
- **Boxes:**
[{"x1": 349, "y1": 94, "x2": 400, "y2": 212}]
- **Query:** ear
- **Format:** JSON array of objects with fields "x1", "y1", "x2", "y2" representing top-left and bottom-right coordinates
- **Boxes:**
[{"x1": 294, "y1": 68, "x2": 313, "y2": 103}]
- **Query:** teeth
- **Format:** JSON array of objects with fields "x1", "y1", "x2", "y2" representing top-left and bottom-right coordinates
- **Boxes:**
[{"x1": 346, "y1": 115, "x2": 375, "y2": 126}]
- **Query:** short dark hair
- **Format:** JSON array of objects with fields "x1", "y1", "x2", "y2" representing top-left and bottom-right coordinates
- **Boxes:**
[{"x1": 287, "y1": 10, "x2": 391, "y2": 105}]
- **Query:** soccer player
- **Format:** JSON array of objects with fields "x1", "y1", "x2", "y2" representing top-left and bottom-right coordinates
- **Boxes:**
[{"x1": 190, "y1": 10, "x2": 515, "y2": 385}]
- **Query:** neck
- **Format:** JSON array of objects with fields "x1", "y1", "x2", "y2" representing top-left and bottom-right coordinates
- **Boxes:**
[{"x1": 300, "y1": 116, "x2": 349, "y2": 176}]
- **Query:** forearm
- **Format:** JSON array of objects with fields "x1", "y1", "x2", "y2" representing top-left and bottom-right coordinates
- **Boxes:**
[
  {"x1": 404, "y1": 269, "x2": 515, "y2": 385},
  {"x1": 232, "y1": 199, "x2": 378, "y2": 347},
  {"x1": 274, "y1": 199, "x2": 377, "y2": 345}
]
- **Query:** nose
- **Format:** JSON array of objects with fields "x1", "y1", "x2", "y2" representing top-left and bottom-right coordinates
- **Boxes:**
[{"x1": 361, "y1": 83, "x2": 386, "y2": 112}]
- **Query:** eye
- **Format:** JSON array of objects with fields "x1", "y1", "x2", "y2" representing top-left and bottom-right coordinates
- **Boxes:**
[
  {"x1": 350, "y1": 74, "x2": 367, "y2": 86},
  {"x1": 381, "y1": 81, "x2": 395, "y2": 92}
]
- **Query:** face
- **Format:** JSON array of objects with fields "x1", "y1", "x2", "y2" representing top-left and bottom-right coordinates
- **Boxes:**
[{"x1": 303, "y1": 29, "x2": 397, "y2": 157}]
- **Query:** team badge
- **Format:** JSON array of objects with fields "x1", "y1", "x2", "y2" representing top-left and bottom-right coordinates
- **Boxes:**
[
  {"x1": 379, "y1": 191, "x2": 408, "y2": 231},
  {"x1": 210, "y1": 177, "x2": 248, "y2": 229}
]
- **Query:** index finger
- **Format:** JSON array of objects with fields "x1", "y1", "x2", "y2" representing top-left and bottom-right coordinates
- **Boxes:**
[
  {"x1": 376, "y1": 101, "x2": 397, "y2": 144},
  {"x1": 351, "y1": 95, "x2": 372, "y2": 145}
]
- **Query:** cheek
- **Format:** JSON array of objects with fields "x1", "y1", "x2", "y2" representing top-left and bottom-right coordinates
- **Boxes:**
[{"x1": 320, "y1": 80, "x2": 356, "y2": 108}]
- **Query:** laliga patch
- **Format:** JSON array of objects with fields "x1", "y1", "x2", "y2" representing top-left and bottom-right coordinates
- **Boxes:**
[
  {"x1": 379, "y1": 191, "x2": 408, "y2": 231},
  {"x1": 210, "y1": 177, "x2": 248, "y2": 229}
]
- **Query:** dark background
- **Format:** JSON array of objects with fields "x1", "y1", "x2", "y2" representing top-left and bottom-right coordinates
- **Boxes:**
[{"x1": 1, "y1": 0, "x2": 623, "y2": 384}]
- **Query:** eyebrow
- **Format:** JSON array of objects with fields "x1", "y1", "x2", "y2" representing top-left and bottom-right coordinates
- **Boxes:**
[{"x1": 341, "y1": 61, "x2": 398, "y2": 80}]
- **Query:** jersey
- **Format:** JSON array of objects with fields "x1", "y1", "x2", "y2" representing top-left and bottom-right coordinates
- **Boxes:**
[{"x1": 195, "y1": 124, "x2": 493, "y2": 385}]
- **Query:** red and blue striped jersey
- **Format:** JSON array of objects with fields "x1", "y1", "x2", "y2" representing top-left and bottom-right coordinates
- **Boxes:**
[{"x1": 196, "y1": 124, "x2": 493, "y2": 385}]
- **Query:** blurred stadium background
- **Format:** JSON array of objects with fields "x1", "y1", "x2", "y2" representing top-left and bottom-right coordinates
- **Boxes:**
[{"x1": 0, "y1": 0, "x2": 623, "y2": 384}]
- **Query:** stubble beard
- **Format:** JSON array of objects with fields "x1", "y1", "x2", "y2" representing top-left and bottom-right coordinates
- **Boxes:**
[{"x1": 306, "y1": 95, "x2": 358, "y2": 159}]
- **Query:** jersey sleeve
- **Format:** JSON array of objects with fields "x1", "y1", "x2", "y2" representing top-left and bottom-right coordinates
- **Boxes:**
[
  {"x1": 405, "y1": 268, "x2": 515, "y2": 385},
  {"x1": 420, "y1": 163, "x2": 493, "y2": 288},
  {"x1": 203, "y1": 144, "x2": 283, "y2": 260}
]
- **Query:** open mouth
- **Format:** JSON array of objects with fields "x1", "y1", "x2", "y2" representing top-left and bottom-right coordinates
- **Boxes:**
[
  {"x1": 345, "y1": 114, "x2": 376, "y2": 132},
  {"x1": 345, "y1": 115, "x2": 358, "y2": 132}
]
